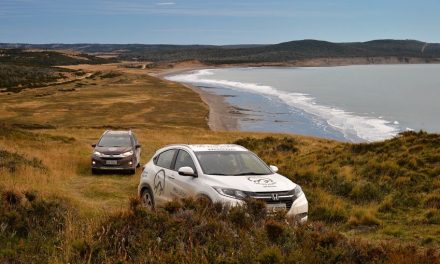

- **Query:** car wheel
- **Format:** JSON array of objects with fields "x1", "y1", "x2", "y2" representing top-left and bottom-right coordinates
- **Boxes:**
[
  {"x1": 196, "y1": 194, "x2": 213, "y2": 207},
  {"x1": 128, "y1": 169, "x2": 136, "y2": 175},
  {"x1": 91, "y1": 168, "x2": 100, "y2": 175},
  {"x1": 141, "y1": 188, "x2": 155, "y2": 210}
]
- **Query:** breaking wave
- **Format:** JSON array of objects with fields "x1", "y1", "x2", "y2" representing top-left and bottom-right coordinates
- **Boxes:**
[{"x1": 167, "y1": 69, "x2": 400, "y2": 142}]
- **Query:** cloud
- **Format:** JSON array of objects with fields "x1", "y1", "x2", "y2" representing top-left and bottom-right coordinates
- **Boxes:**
[{"x1": 156, "y1": 2, "x2": 175, "y2": 6}]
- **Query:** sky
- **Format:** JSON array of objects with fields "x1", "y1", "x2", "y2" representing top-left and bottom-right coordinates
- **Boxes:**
[{"x1": 0, "y1": 0, "x2": 439, "y2": 44}]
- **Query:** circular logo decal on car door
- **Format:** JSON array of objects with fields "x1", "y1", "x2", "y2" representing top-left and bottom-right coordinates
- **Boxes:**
[{"x1": 154, "y1": 170, "x2": 166, "y2": 195}]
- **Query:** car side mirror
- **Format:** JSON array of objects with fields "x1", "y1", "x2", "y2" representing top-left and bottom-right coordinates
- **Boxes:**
[
  {"x1": 178, "y1": 166, "x2": 196, "y2": 177},
  {"x1": 135, "y1": 144, "x2": 141, "y2": 149},
  {"x1": 91, "y1": 144, "x2": 96, "y2": 148},
  {"x1": 270, "y1": 165, "x2": 278, "y2": 173}
]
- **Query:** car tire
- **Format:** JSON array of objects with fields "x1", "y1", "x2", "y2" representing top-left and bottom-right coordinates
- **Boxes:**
[
  {"x1": 128, "y1": 169, "x2": 136, "y2": 175},
  {"x1": 141, "y1": 187, "x2": 155, "y2": 210},
  {"x1": 196, "y1": 194, "x2": 213, "y2": 207},
  {"x1": 91, "y1": 168, "x2": 100, "y2": 175}
]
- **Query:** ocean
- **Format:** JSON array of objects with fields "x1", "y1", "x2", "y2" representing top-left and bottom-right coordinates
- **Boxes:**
[{"x1": 167, "y1": 64, "x2": 440, "y2": 142}]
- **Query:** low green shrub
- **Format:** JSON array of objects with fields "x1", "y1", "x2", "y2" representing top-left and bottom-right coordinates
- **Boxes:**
[
  {"x1": 378, "y1": 195, "x2": 395, "y2": 213},
  {"x1": 245, "y1": 198, "x2": 267, "y2": 220},
  {"x1": 228, "y1": 206, "x2": 252, "y2": 228},
  {"x1": 0, "y1": 189, "x2": 69, "y2": 263},
  {"x1": 265, "y1": 220, "x2": 285, "y2": 242},
  {"x1": 424, "y1": 209, "x2": 440, "y2": 224},
  {"x1": 349, "y1": 181, "x2": 382, "y2": 203},
  {"x1": 311, "y1": 206, "x2": 348, "y2": 223},
  {"x1": 66, "y1": 197, "x2": 440, "y2": 263},
  {"x1": 424, "y1": 194, "x2": 440, "y2": 209},
  {"x1": 257, "y1": 246, "x2": 283, "y2": 264},
  {"x1": 348, "y1": 210, "x2": 381, "y2": 227}
]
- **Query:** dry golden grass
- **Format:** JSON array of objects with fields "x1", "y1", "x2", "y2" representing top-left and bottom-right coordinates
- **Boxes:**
[
  {"x1": 0, "y1": 65, "x2": 322, "y2": 218},
  {"x1": 1, "y1": 65, "x2": 438, "y2": 258},
  {"x1": 0, "y1": 66, "x2": 208, "y2": 129},
  {"x1": 1, "y1": 125, "x2": 318, "y2": 219}
]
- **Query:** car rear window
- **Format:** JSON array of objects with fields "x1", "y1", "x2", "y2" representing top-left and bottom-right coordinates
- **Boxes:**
[{"x1": 156, "y1": 149, "x2": 177, "y2": 169}]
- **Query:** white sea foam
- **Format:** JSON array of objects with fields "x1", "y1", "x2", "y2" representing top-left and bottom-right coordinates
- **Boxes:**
[{"x1": 167, "y1": 69, "x2": 400, "y2": 142}]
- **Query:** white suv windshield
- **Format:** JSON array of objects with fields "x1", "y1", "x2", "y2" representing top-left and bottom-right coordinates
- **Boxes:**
[{"x1": 195, "y1": 151, "x2": 272, "y2": 176}]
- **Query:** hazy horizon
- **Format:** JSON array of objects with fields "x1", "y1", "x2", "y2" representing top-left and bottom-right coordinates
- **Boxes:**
[{"x1": 0, "y1": 38, "x2": 437, "y2": 46}]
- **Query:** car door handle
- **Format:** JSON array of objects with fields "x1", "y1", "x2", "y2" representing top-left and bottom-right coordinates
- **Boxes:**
[{"x1": 168, "y1": 175, "x2": 175, "y2": 180}]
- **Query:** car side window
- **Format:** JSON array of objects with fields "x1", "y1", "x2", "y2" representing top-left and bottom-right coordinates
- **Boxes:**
[
  {"x1": 174, "y1": 150, "x2": 196, "y2": 172},
  {"x1": 133, "y1": 133, "x2": 141, "y2": 147},
  {"x1": 155, "y1": 149, "x2": 177, "y2": 169}
]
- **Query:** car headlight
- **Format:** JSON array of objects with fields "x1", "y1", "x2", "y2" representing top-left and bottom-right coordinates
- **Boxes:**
[
  {"x1": 120, "y1": 150, "x2": 134, "y2": 157},
  {"x1": 293, "y1": 185, "x2": 303, "y2": 197},
  {"x1": 93, "y1": 151, "x2": 103, "y2": 157},
  {"x1": 213, "y1": 187, "x2": 248, "y2": 200}
]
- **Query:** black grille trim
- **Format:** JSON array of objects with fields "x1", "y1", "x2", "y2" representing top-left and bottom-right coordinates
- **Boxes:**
[
  {"x1": 245, "y1": 190, "x2": 298, "y2": 211},
  {"x1": 101, "y1": 157, "x2": 123, "y2": 160}
]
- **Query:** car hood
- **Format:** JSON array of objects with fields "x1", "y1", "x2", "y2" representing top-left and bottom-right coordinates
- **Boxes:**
[
  {"x1": 202, "y1": 173, "x2": 296, "y2": 192},
  {"x1": 94, "y1": 146, "x2": 132, "y2": 155}
]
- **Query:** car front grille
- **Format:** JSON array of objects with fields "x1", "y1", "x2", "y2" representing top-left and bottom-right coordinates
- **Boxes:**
[
  {"x1": 245, "y1": 190, "x2": 298, "y2": 210},
  {"x1": 101, "y1": 156, "x2": 123, "y2": 160}
]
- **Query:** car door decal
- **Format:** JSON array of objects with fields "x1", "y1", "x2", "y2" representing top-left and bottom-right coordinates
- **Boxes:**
[{"x1": 154, "y1": 169, "x2": 166, "y2": 195}]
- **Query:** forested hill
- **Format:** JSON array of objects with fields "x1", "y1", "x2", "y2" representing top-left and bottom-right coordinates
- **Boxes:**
[
  {"x1": 1, "y1": 39, "x2": 440, "y2": 64},
  {"x1": 0, "y1": 49, "x2": 116, "y2": 91},
  {"x1": 119, "y1": 39, "x2": 440, "y2": 64}
]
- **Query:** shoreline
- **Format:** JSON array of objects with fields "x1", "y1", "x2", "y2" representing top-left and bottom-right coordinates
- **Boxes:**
[
  {"x1": 182, "y1": 83, "x2": 240, "y2": 131},
  {"x1": 152, "y1": 65, "x2": 240, "y2": 131},
  {"x1": 151, "y1": 61, "x2": 440, "y2": 140}
]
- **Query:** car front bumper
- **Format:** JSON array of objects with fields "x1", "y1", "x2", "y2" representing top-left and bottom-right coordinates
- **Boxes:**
[
  {"x1": 91, "y1": 155, "x2": 136, "y2": 171},
  {"x1": 286, "y1": 193, "x2": 308, "y2": 223},
  {"x1": 213, "y1": 192, "x2": 308, "y2": 223}
]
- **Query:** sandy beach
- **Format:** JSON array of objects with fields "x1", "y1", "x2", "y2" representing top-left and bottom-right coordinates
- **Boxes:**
[{"x1": 152, "y1": 64, "x2": 240, "y2": 131}]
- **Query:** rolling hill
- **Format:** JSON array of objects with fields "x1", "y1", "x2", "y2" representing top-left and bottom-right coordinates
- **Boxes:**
[{"x1": 2, "y1": 39, "x2": 440, "y2": 64}]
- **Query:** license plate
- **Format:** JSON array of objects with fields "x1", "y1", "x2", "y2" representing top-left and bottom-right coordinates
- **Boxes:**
[
  {"x1": 267, "y1": 203, "x2": 287, "y2": 212},
  {"x1": 105, "y1": 160, "x2": 118, "y2": 165}
]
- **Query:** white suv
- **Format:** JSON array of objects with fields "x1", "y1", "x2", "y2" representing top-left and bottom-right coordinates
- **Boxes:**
[{"x1": 138, "y1": 144, "x2": 308, "y2": 222}]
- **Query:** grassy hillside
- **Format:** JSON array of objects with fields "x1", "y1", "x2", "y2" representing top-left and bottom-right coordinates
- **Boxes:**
[
  {"x1": 0, "y1": 49, "x2": 117, "y2": 91},
  {"x1": 0, "y1": 63, "x2": 439, "y2": 262},
  {"x1": 235, "y1": 133, "x2": 440, "y2": 245},
  {"x1": 2, "y1": 189, "x2": 438, "y2": 263},
  {"x1": 0, "y1": 49, "x2": 116, "y2": 67},
  {"x1": 0, "y1": 64, "x2": 83, "y2": 92}
]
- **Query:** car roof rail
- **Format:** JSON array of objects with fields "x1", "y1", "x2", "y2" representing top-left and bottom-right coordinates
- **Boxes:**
[
  {"x1": 164, "y1": 143, "x2": 190, "y2": 148},
  {"x1": 154, "y1": 144, "x2": 190, "y2": 153}
]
